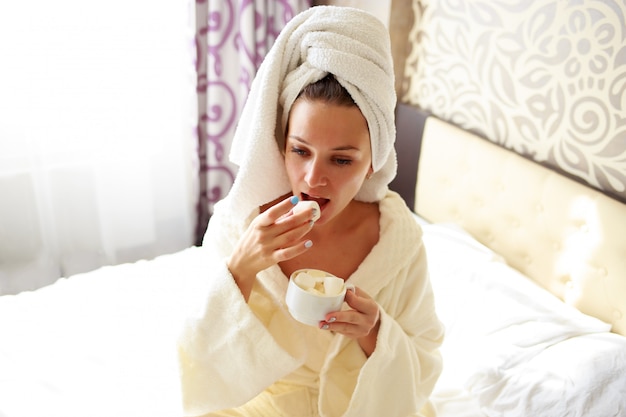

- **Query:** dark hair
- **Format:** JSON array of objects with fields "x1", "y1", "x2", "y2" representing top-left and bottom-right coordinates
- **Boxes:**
[{"x1": 297, "y1": 74, "x2": 356, "y2": 107}]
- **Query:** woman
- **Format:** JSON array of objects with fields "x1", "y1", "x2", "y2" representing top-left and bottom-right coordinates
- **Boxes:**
[{"x1": 178, "y1": 6, "x2": 444, "y2": 417}]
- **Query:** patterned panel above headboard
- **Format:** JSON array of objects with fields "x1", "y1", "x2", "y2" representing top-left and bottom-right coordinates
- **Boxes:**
[{"x1": 402, "y1": 0, "x2": 626, "y2": 203}]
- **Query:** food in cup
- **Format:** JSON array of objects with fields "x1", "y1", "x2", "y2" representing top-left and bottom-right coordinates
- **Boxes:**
[{"x1": 286, "y1": 269, "x2": 354, "y2": 326}]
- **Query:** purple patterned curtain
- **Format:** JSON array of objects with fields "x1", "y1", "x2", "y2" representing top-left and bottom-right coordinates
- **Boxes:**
[{"x1": 194, "y1": 0, "x2": 310, "y2": 244}]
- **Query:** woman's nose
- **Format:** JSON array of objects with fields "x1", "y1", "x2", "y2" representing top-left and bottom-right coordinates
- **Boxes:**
[{"x1": 305, "y1": 159, "x2": 327, "y2": 187}]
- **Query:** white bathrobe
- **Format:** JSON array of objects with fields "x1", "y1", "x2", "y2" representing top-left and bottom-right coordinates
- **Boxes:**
[
  {"x1": 178, "y1": 191, "x2": 444, "y2": 417},
  {"x1": 178, "y1": 5, "x2": 443, "y2": 416}
]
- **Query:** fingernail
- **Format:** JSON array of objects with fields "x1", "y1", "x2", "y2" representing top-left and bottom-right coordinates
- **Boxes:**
[
  {"x1": 321, "y1": 324, "x2": 329, "y2": 330},
  {"x1": 328, "y1": 317, "x2": 336, "y2": 323},
  {"x1": 290, "y1": 195, "x2": 299, "y2": 205},
  {"x1": 304, "y1": 240, "x2": 313, "y2": 248}
]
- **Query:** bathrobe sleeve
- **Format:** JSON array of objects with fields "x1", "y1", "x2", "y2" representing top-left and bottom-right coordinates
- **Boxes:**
[
  {"x1": 177, "y1": 200, "x2": 306, "y2": 416},
  {"x1": 319, "y1": 195, "x2": 444, "y2": 417}
]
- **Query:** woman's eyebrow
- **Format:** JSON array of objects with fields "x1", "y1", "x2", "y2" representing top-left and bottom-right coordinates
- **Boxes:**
[
  {"x1": 333, "y1": 145, "x2": 360, "y2": 152},
  {"x1": 289, "y1": 136, "x2": 362, "y2": 152}
]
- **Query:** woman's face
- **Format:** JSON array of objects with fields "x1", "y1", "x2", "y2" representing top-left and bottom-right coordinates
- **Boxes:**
[{"x1": 284, "y1": 98, "x2": 372, "y2": 226}]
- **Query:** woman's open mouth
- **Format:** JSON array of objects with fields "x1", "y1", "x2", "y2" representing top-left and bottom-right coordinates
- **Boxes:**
[{"x1": 301, "y1": 192, "x2": 329, "y2": 208}]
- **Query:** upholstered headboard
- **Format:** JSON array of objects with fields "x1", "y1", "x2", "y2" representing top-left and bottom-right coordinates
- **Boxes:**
[{"x1": 392, "y1": 105, "x2": 626, "y2": 336}]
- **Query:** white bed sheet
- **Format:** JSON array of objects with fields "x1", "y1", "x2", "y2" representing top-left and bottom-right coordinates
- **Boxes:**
[
  {"x1": 0, "y1": 246, "x2": 212, "y2": 417},
  {"x1": 1, "y1": 219, "x2": 625, "y2": 417}
]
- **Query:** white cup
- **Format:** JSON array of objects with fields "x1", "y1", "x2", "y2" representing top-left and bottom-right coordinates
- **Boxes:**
[{"x1": 285, "y1": 269, "x2": 355, "y2": 326}]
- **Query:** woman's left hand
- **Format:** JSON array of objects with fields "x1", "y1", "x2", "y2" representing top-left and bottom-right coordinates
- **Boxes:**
[{"x1": 320, "y1": 286, "x2": 380, "y2": 357}]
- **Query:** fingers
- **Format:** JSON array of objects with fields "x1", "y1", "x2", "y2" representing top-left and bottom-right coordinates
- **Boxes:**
[
  {"x1": 273, "y1": 239, "x2": 314, "y2": 262},
  {"x1": 256, "y1": 195, "x2": 299, "y2": 227},
  {"x1": 260, "y1": 195, "x2": 317, "y2": 254},
  {"x1": 254, "y1": 196, "x2": 314, "y2": 245},
  {"x1": 229, "y1": 195, "x2": 315, "y2": 279},
  {"x1": 320, "y1": 287, "x2": 380, "y2": 339},
  {"x1": 260, "y1": 194, "x2": 317, "y2": 228},
  {"x1": 343, "y1": 289, "x2": 378, "y2": 320}
]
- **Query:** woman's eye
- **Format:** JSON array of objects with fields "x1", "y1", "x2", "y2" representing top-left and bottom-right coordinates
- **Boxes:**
[
  {"x1": 290, "y1": 147, "x2": 308, "y2": 156},
  {"x1": 334, "y1": 158, "x2": 352, "y2": 166}
]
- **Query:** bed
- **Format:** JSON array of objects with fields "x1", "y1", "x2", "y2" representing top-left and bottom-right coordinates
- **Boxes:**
[
  {"x1": 1, "y1": 106, "x2": 625, "y2": 417},
  {"x1": 392, "y1": 104, "x2": 626, "y2": 417}
]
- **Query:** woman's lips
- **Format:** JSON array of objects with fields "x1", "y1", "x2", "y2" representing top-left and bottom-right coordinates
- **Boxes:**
[{"x1": 301, "y1": 193, "x2": 329, "y2": 208}]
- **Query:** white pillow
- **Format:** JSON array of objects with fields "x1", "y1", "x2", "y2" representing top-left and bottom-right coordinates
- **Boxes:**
[{"x1": 422, "y1": 223, "x2": 626, "y2": 417}]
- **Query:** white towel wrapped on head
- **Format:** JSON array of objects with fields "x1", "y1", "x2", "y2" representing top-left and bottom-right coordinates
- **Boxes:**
[{"x1": 224, "y1": 6, "x2": 397, "y2": 221}]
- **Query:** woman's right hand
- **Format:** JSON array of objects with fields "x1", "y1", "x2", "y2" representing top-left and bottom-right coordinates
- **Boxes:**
[{"x1": 227, "y1": 195, "x2": 315, "y2": 300}]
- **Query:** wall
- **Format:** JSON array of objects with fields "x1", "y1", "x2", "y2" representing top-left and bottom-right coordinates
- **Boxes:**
[{"x1": 400, "y1": 0, "x2": 626, "y2": 203}]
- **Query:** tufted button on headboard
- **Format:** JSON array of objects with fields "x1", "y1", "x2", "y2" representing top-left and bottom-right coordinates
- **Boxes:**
[{"x1": 414, "y1": 116, "x2": 626, "y2": 336}]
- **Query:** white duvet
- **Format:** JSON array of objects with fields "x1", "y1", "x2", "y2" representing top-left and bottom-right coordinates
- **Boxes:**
[{"x1": 1, "y1": 221, "x2": 625, "y2": 417}]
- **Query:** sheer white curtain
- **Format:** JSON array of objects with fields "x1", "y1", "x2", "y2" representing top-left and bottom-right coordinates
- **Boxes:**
[
  {"x1": 0, "y1": 0, "x2": 198, "y2": 294},
  {"x1": 195, "y1": 0, "x2": 310, "y2": 233}
]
